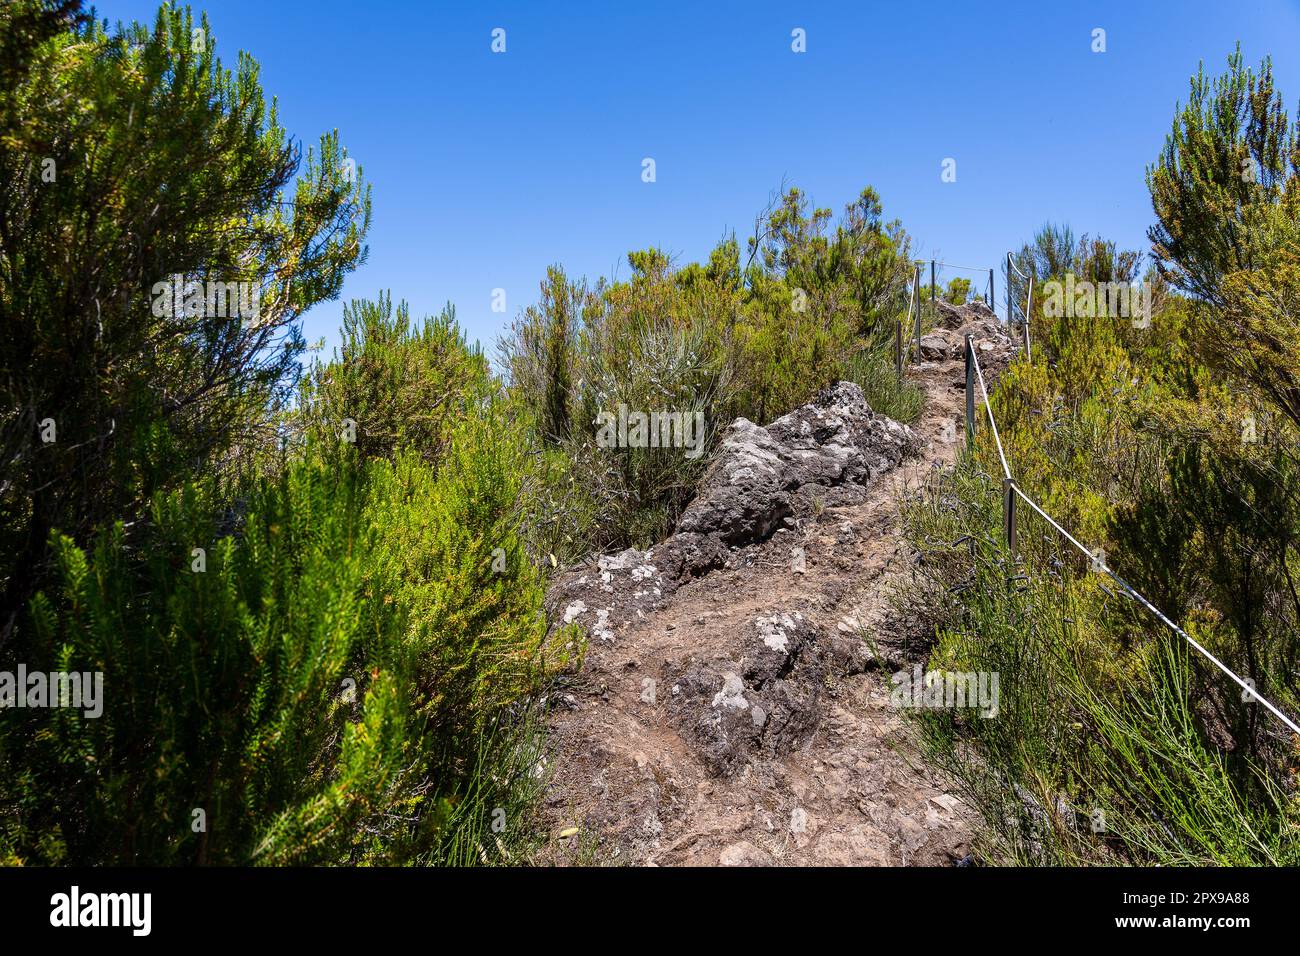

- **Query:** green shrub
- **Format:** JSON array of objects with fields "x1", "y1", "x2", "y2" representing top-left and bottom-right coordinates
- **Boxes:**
[
  {"x1": 0, "y1": 408, "x2": 574, "y2": 865},
  {"x1": 0, "y1": 2, "x2": 369, "y2": 634},
  {"x1": 298, "y1": 293, "x2": 491, "y2": 467},
  {"x1": 499, "y1": 184, "x2": 916, "y2": 553},
  {"x1": 839, "y1": 346, "x2": 924, "y2": 425},
  {"x1": 0, "y1": 2, "x2": 568, "y2": 870},
  {"x1": 900, "y1": 215, "x2": 1300, "y2": 864},
  {"x1": 901, "y1": 458, "x2": 1300, "y2": 866}
]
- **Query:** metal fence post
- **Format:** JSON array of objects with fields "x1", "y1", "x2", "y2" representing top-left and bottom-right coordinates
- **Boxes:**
[
  {"x1": 1003, "y1": 478, "x2": 1017, "y2": 558},
  {"x1": 1005, "y1": 253, "x2": 1012, "y2": 330},
  {"x1": 914, "y1": 264, "x2": 922, "y2": 356},
  {"x1": 1024, "y1": 276, "x2": 1033, "y2": 362},
  {"x1": 930, "y1": 259, "x2": 936, "y2": 309},
  {"x1": 895, "y1": 318, "x2": 903, "y2": 381},
  {"x1": 988, "y1": 267, "x2": 994, "y2": 309},
  {"x1": 964, "y1": 333, "x2": 975, "y2": 450}
]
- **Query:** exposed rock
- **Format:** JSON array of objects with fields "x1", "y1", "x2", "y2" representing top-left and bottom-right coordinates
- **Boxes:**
[
  {"x1": 933, "y1": 298, "x2": 999, "y2": 330},
  {"x1": 668, "y1": 611, "x2": 826, "y2": 776},
  {"x1": 918, "y1": 333, "x2": 950, "y2": 361},
  {"x1": 545, "y1": 380, "x2": 920, "y2": 642},
  {"x1": 676, "y1": 381, "x2": 918, "y2": 548},
  {"x1": 539, "y1": 320, "x2": 998, "y2": 867},
  {"x1": 912, "y1": 302, "x2": 1016, "y2": 385},
  {"x1": 719, "y1": 840, "x2": 775, "y2": 866}
]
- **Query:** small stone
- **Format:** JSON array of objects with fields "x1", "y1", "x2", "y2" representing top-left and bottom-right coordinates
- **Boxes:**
[{"x1": 719, "y1": 841, "x2": 774, "y2": 867}]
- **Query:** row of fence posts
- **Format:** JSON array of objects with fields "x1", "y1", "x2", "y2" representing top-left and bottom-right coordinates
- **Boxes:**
[
  {"x1": 895, "y1": 260, "x2": 999, "y2": 383},
  {"x1": 894, "y1": 258, "x2": 1034, "y2": 551},
  {"x1": 896, "y1": 260, "x2": 1025, "y2": 561}
]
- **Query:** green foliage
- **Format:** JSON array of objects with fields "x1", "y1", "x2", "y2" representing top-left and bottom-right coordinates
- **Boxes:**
[
  {"x1": 0, "y1": 414, "x2": 570, "y2": 865},
  {"x1": 499, "y1": 183, "x2": 916, "y2": 553},
  {"x1": 747, "y1": 186, "x2": 910, "y2": 339},
  {"x1": 903, "y1": 206, "x2": 1300, "y2": 863},
  {"x1": 1010, "y1": 222, "x2": 1077, "y2": 283},
  {"x1": 943, "y1": 277, "x2": 972, "y2": 304},
  {"x1": 298, "y1": 293, "x2": 491, "y2": 466},
  {"x1": 1146, "y1": 48, "x2": 1300, "y2": 429},
  {"x1": 0, "y1": 3, "x2": 564, "y2": 868},
  {"x1": 903, "y1": 464, "x2": 1300, "y2": 863},
  {"x1": 0, "y1": 1, "x2": 370, "y2": 638},
  {"x1": 903, "y1": 50, "x2": 1300, "y2": 859},
  {"x1": 839, "y1": 347, "x2": 924, "y2": 425},
  {"x1": 1147, "y1": 45, "x2": 1296, "y2": 306},
  {"x1": 499, "y1": 266, "x2": 587, "y2": 444}
]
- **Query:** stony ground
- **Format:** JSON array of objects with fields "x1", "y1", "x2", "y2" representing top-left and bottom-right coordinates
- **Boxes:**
[{"x1": 536, "y1": 302, "x2": 1012, "y2": 866}]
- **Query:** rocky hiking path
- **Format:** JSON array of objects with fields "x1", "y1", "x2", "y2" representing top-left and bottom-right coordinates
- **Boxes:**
[{"x1": 538, "y1": 301, "x2": 1013, "y2": 866}]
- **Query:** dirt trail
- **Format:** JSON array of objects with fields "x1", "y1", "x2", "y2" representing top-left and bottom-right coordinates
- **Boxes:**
[{"x1": 539, "y1": 304, "x2": 1010, "y2": 866}]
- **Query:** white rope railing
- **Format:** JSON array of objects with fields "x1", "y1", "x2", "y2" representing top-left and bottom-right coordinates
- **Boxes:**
[
  {"x1": 970, "y1": 344, "x2": 1012, "y2": 480},
  {"x1": 1023, "y1": 275, "x2": 1033, "y2": 361},
  {"x1": 904, "y1": 273, "x2": 916, "y2": 360},
  {"x1": 933, "y1": 260, "x2": 990, "y2": 274},
  {"x1": 965, "y1": 343, "x2": 1300, "y2": 739},
  {"x1": 1006, "y1": 252, "x2": 1033, "y2": 360}
]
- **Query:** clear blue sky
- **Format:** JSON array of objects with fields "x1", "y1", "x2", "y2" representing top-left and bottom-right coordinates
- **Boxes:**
[{"x1": 96, "y1": 0, "x2": 1300, "y2": 354}]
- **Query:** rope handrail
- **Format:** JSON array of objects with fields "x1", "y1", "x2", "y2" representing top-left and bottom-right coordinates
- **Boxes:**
[
  {"x1": 965, "y1": 344, "x2": 1300, "y2": 739},
  {"x1": 1023, "y1": 275, "x2": 1033, "y2": 361},
  {"x1": 970, "y1": 345, "x2": 1012, "y2": 480},
  {"x1": 931, "y1": 260, "x2": 990, "y2": 274},
  {"x1": 1006, "y1": 251, "x2": 1031, "y2": 281},
  {"x1": 1011, "y1": 485, "x2": 1300, "y2": 737},
  {"x1": 1004, "y1": 252, "x2": 1033, "y2": 360},
  {"x1": 904, "y1": 273, "x2": 916, "y2": 346}
]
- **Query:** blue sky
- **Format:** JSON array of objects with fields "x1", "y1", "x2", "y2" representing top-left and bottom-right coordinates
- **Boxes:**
[{"x1": 96, "y1": 0, "x2": 1300, "y2": 354}]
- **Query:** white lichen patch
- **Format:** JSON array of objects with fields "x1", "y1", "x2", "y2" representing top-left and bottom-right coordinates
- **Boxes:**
[
  {"x1": 712, "y1": 673, "x2": 749, "y2": 710},
  {"x1": 755, "y1": 613, "x2": 798, "y2": 653}
]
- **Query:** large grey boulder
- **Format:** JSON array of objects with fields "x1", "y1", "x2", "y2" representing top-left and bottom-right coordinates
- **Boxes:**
[
  {"x1": 545, "y1": 381, "x2": 919, "y2": 639},
  {"x1": 675, "y1": 381, "x2": 918, "y2": 547}
]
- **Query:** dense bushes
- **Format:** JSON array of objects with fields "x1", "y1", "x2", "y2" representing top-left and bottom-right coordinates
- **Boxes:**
[
  {"x1": 0, "y1": 2, "x2": 370, "y2": 640},
  {"x1": 904, "y1": 436, "x2": 1300, "y2": 865},
  {"x1": 17, "y1": 1, "x2": 1292, "y2": 873},
  {"x1": 903, "y1": 298, "x2": 1300, "y2": 862},
  {"x1": 297, "y1": 294, "x2": 492, "y2": 466},
  {"x1": 0, "y1": 390, "x2": 570, "y2": 865},
  {"x1": 498, "y1": 186, "x2": 919, "y2": 555},
  {"x1": 0, "y1": 3, "x2": 569, "y2": 866}
]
